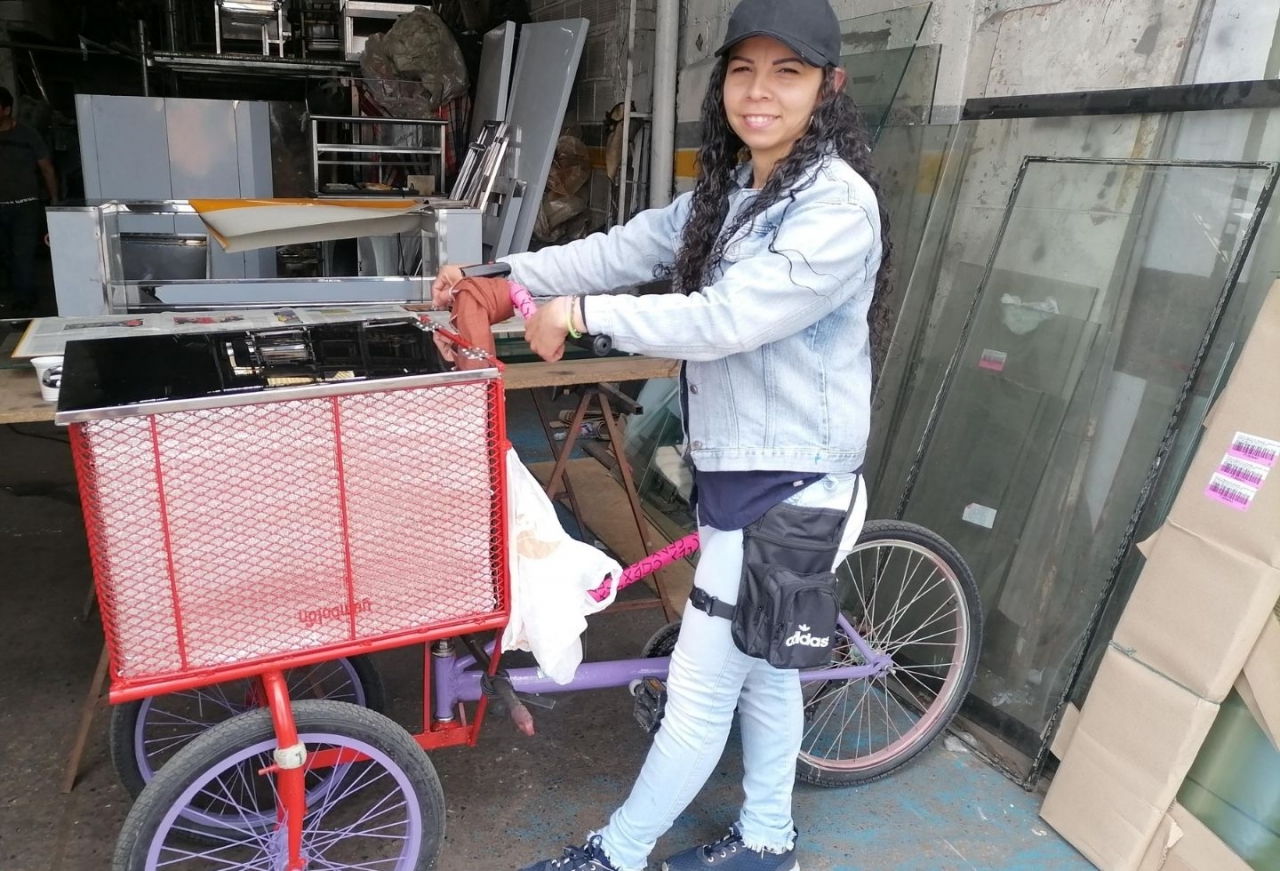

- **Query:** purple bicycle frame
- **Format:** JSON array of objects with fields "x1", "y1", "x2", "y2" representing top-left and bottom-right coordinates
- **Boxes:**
[{"x1": 432, "y1": 613, "x2": 891, "y2": 722}]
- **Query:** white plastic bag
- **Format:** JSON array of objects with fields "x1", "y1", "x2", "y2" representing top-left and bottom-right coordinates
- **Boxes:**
[{"x1": 502, "y1": 448, "x2": 621, "y2": 684}]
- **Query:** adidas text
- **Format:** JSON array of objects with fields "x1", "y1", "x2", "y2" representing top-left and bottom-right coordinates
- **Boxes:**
[{"x1": 785, "y1": 629, "x2": 830, "y2": 648}]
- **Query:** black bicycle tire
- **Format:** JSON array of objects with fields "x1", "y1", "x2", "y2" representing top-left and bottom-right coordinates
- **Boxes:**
[{"x1": 640, "y1": 621, "x2": 682, "y2": 659}]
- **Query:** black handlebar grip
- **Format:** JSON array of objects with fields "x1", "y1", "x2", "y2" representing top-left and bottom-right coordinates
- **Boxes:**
[
  {"x1": 571, "y1": 334, "x2": 613, "y2": 356},
  {"x1": 458, "y1": 262, "x2": 513, "y2": 279}
]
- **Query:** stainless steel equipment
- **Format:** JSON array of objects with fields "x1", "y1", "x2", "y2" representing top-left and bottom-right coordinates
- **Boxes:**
[
  {"x1": 46, "y1": 200, "x2": 483, "y2": 317},
  {"x1": 215, "y1": 0, "x2": 289, "y2": 57},
  {"x1": 120, "y1": 234, "x2": 210, "y2": 283},
  {"x1": 342, "y1": 1, "x2": 416, "y2": 60},
  {"x1": 311, "y1": 115, "x2": 448, "y2": 197}
]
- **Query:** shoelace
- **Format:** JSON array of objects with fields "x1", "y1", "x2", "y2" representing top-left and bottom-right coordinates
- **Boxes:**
[
  {"x1": 552, "y1": 837, "x2": 610, "y2": 869},
  {"x1": 702, "y1": 829, "x2": 749, "y2": 860}
]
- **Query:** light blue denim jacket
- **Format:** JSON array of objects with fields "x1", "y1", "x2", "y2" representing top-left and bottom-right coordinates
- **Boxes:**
[{"x1": 503, "y1": 154, "x2": 881, "y2": 474}]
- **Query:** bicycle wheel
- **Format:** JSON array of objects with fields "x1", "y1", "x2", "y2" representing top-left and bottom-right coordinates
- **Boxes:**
[
  {"x1": 640, "y1": 620, "x2": 681, "y2": 658},
  {"x1": 113, "y1": 701, "x2": 444, "y2": 871},
  {"x1": 111, "y1": 656, "x2": 386, "y2": 798},
  {"x1": 797, "y1": 520, "x2": 982, "y2": 786}
]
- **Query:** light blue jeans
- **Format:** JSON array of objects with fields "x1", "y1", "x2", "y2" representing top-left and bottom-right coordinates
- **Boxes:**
[{"x1": 596, "y1": 473, "x2": 867, "y2": 871}]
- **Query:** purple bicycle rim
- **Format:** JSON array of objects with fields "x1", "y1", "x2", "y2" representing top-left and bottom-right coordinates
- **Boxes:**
[
  {"x1": 143, "y1": 732, "x2": 422, "y2": 871},
  {"x1": 134, "y1": 660, "x2": 366, "y2": 784}
]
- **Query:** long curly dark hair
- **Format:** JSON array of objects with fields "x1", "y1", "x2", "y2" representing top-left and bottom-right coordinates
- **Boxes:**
[{"x1": 666, "y1": 60, "x2": 894, "y2": 381}]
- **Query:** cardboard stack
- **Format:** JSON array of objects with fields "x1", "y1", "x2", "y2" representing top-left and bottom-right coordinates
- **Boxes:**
[{"x1": 1041, "y1": 280, "x2": 1280, "y2": 871}]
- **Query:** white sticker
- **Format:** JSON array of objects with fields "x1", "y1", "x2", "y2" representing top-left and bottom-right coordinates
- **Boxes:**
[
  {"x1": 1218, "y1": 455, "x2": 1270, "y2": 488},
  {"x1": 1228, "y1": 432, "x2": 1280, "y2": 468},
  {"x1": 962, "y1": 503, "x2": 998, "y2": 529},
  {"x1": 979, "y1": 349, "x2": 1008, "y2": 372},
  {"x1": 1205, "y1": 472, "x2": 1257, "y2": 512}
]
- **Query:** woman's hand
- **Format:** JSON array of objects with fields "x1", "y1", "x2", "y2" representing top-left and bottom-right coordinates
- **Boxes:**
[
  {"x1": 525, "y1": 296, "x2": 573, "y2": 362},
  {"x1": 431, "y1": 264, "x2": 466, "y2": 309}
]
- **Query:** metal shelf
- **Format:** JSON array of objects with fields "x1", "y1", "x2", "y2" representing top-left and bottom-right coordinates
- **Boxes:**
[
  {"x1": 316, "y1": 144, "x2": 444, "y2": 155},
  {"x1": 311, "y1": 115, "x2": 448, "y2": 196}
]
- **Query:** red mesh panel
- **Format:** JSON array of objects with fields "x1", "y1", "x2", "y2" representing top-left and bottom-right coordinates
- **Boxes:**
[{"x1": 70, "y1": 377, "x2": 507, "y2": 692}]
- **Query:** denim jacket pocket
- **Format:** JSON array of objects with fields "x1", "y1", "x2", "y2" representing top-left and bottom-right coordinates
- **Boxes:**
[{"x1": 722, "y1": 223, "x2": 776, "y2": 264}]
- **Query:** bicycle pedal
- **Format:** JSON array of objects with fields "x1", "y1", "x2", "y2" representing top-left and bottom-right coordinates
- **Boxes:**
[{"x1": 632, "y1": 677, "x2": 667, "y2": 735}]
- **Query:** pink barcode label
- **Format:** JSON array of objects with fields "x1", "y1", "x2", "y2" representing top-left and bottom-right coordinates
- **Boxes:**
[
  {"x1": 1205, "y1": 472, "x2": 1257, "y2": 511},
  {"x1": 1227, "y1": 432, "x2": 1279, "y2": 467},
  {"x1": 1218, "y1": 455, "x2": 1269, "y2": 488},
  {"x1": 979, "y1": 349, "x2": 1007, "y2": 372}
]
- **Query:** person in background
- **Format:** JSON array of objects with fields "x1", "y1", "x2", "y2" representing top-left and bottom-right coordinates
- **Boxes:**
[
  {"x1": 0, "y1": 86, "x2": 57, "y2": 315},
  {"x1": 434, "y1": 0, "x2": 893, "y2": 867}
]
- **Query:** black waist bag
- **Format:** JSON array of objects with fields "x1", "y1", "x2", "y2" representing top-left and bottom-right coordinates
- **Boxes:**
[{"x1": 690, "y1": 477, "x2": 859, "y2": 670}]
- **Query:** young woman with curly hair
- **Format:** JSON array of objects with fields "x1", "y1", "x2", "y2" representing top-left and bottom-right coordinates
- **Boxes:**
[{"x1": 434, "y1": 1, "x2": 893, "y2": 867}]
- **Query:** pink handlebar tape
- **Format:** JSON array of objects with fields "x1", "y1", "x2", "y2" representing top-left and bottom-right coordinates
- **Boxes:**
[
  {"x1": 508, "y1": 283, "x2": 538, "y2": 320},
  {"x1": 587, "y1": 533, "x2": 701, "y2": 603}
]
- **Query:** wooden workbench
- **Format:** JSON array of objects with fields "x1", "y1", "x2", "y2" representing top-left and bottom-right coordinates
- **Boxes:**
[
  {"x1": 0, "y1": 357, "x2": 680, "y2": 426},
  {"x1": 0, "y1": 368, "x2": 52, "y2": 425}
]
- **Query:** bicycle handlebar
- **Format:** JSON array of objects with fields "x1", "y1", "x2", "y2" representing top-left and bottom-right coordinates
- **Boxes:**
[{"x1": 457, "y1": 264, "x2": 613, "y2": 356}]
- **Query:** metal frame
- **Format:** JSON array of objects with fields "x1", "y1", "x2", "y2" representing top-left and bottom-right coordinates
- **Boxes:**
[
  {"x1": 892, "y1": 155, "x2": 1280, "y2": 787},
  {"x1": 342, "y1": 0, "x2": 414, "y2": 60},
  {"x1": 55, "y1": 363, "x2": 500, "y2": 425},
  {"x1": 46, "y1": 200, "x2": 483, "y2": 316},
  {"x1": 213, "y1": 0, "x2": 287, "y2": 58},
  {"x1": 310, "y1": 114, "x2": 448, "y2": 197},
  {"x1": 963, "y1": 78, "x2": 1280, "y2": 121}
]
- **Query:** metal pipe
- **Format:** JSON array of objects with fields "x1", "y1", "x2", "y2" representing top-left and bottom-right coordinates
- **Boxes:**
[
  {"x1": 617, "y1": 0, "x2": 637, "y2": 224},
  {"x1": 649, "y1": 0, "x2": 679, "y2": 208},
  {"x1": 137, "y1": 20, "x2": 150, "y2": 96},
  {"x1": 164, "y1": 0, "x2": 179, "y2": 51}
]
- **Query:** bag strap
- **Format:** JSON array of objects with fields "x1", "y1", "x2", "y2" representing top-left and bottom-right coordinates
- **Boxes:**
[
  {"x1": 833, "y1": 472, "x2": 862, "y2": 550},
  {"x1": 689, "y1": 586, "x2": 737, "y2": 619},
  {"x1": 687, "y1": 471, "x2": 862, "y2": 622}
]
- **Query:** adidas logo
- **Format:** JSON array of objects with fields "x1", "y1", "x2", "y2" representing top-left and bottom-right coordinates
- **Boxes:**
[{"x1": 785, "y1": 624, "x2": 830, "y2": 648}]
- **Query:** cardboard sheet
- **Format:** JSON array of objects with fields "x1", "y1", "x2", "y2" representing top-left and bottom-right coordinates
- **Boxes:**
[
  {"x1": 1040, "y1": 647, "x2": 1219, "y2": 871},
  {"x1": 1112, "y1": 523, "x2": 1280, "y2": 701}
]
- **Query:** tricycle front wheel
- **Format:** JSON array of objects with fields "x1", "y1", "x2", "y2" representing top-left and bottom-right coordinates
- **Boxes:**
[{"x1": 113, "y1": 700, "x2": 443, "y2": 871}]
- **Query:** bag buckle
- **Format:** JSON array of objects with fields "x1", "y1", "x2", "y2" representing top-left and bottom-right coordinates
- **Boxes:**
[{"x1": 689, "y1": 585, "x2": 735, "y2": 620}]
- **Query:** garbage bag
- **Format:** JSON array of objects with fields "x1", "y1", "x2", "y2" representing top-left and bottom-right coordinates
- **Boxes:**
[
  {"x1": 533, "y1": 133, "x2": 599, "y2": 244},
  {"x1": 360, "y1": 7, "x2": 469, "y2": 116},
  {"x1": 502, "y1": 448, "x2": 621, "y2": 684}
]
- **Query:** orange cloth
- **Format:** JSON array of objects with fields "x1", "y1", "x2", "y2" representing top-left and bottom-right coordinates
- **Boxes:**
[{"x1": 449, "y1": 277, "x2": 514, "y2": 357}]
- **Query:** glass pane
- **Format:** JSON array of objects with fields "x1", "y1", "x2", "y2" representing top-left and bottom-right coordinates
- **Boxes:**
[
  {"x1": 1178, "y1": 690, "x2": 1280, "y2": 870},
  {"x1": 1073, "y1": 129, "x2": 1280, "y2": 704},
  {"x1": 839, "y1": 3, "x2": 932, "y2": 139},
  {"x1": 893, "y1": 158, "x2": 1274, "y2": 778},
  {"x1": 620, "y1": 377, "x2": 697, "y2": 546},
  {"x1": 889, "y1": 44, "x2": 940, "y2": 127},
  {"x1": 840, "y1": 2, "x2": 932, "y2": 53},
  {"x1": 866, "y1": 122, "x2": 980, "y2": 515}
]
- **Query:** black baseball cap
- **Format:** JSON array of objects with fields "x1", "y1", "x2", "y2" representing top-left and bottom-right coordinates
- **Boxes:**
[{"x1": 715, "y1": 0, "x2": 842, "y2": 68}]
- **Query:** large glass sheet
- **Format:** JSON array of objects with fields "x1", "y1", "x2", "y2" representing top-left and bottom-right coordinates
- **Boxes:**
[
  {"x1": 839, "y1": 3, "x2": 932, "y2": 139},
  {"x1": 893, "y1": 158, "x2": 1275, "y2": 779},
  {"x1": 1178, "y1": 690, "x2": 1280, "y2": 869},
  {"x1": 1074, "y1": 107, "x2": 1280, "y2": 706},
  {"x1": 889, "y1": 44, "x2": 941, "y2": 127},
  {"x1": 839, "y1": 2, "x2": 932, "y2": 52}
]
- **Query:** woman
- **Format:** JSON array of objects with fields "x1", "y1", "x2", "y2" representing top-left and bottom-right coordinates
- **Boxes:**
[{"x1": 434, "y1": 0, "x2": 892, "y2": 868}]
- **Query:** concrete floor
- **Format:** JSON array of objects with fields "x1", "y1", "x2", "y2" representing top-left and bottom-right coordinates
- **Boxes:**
[{"x1": 0, "y1": 389, "x2": 1095, "y2": 871}]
